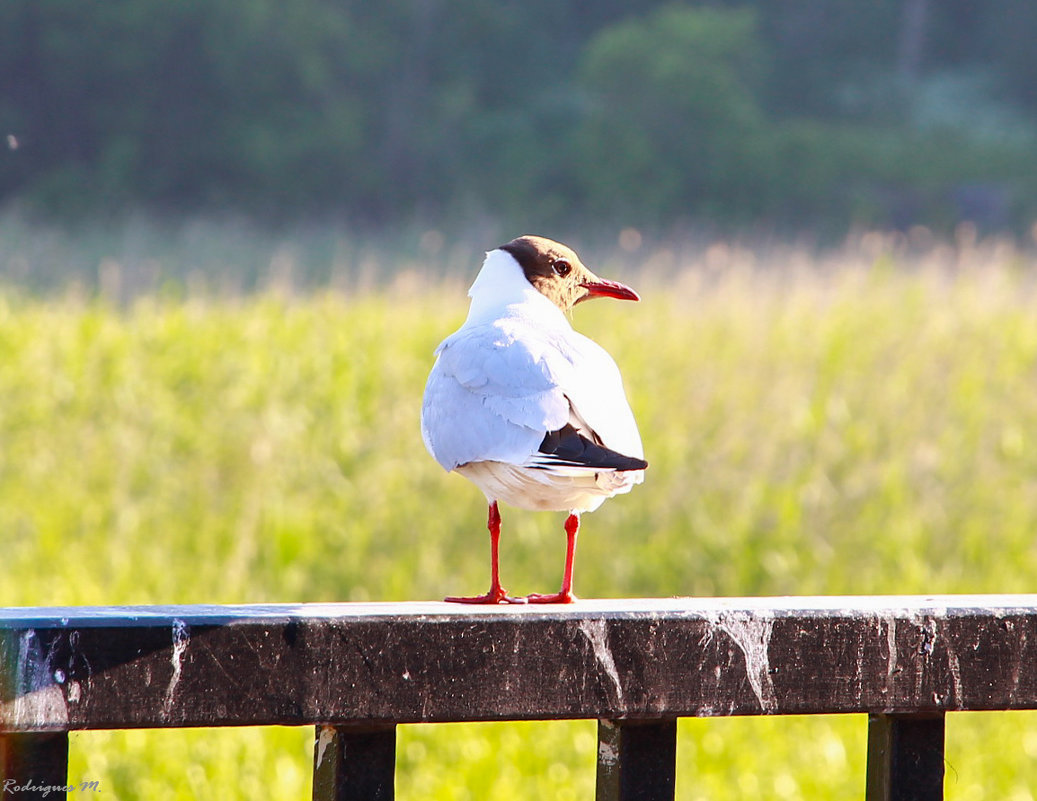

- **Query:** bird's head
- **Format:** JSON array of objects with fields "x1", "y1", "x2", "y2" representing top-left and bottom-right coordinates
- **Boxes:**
[{"x1": 499, "y1": 235, "x2": 639, "y2": 312}]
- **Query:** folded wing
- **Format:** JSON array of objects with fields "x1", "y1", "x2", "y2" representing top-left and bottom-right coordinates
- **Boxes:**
[{"x1": 421, "y1": 318, "x2": 645, "y2": 479}]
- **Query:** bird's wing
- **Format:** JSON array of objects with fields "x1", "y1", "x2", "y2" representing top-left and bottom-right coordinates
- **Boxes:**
[
  {"x1": 525, "y1": 423, "x2": 647, "y2": 475},
  {"x1": 515, "y1": 328, "x2": 645, "y2": 479},
  {"x1": 421, "y1": 319, "x2": 645, "y2": 478},
  {"x1": 421, "y1": 321, "x2": 571, "y2": 471},
  {"x1": 549, "y1": 329, "x2": 645, "y2": 459}
]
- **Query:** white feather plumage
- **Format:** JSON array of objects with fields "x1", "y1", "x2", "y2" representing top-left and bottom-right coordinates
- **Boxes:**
[{"x1": 421, "y1": 248, "x2": 644, "y2": 513}]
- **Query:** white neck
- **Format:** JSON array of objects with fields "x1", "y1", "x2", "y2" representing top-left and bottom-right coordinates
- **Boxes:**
[{"x1": 464, "y1": 249, "x2": 565, "y2": 326}]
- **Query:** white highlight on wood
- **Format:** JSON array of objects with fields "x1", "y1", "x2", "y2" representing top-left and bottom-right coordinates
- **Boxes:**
[
  {"x1": 597, "y1": 719, "x2": 620, "y2": 766},
  {"x1": 1, "y1": 629, "x2": 69, "y2": 728},
  {"x1": 579, "y1": 618, "x2": 625, "y2": 707},
  {"x1": 945, "y1": 641, "x2": 962, "y2": 706},
  {"x1": 316, "y1": 724, "x2": 336, "y2": 768},
  {"x1": 713, "y1": 610, "x2": 777, "y2": 713},
  {"x1": 163, "y1": 619, "x2": 190, "y2": 717},
  {"x1": 885, "y1": 614, "x2": 898, "y2": 689}
]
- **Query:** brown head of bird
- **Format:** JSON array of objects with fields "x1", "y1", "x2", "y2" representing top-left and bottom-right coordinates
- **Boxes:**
[{"x1": 499, "y1": 235, "x2": 640, "y2": 312}]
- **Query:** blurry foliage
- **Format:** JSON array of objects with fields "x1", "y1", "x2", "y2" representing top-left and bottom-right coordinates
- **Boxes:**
[
  {"x1": 1, "y1": 1, "x2": 1037, "y2": 231},
  {"x1": 575, "y1": 6, "x2": 769, "y2": 221}
]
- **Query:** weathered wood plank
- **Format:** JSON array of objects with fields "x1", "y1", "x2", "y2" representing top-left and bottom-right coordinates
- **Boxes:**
[
  {"x1": 865, "y1": 713, "x2": 945, "y2": 801},
  {"x1": 0, "y1": 732, "x2": 69, "y2": 800},
  {"x1": 1, "y1": 596, "x2": 1036, "y2": 731},
  {"x1": 596, "y1": 719, "x2": 677, "y2": 801},
  {"x1": 312, "y1": 724, "x2": 395, "y2": 801}
]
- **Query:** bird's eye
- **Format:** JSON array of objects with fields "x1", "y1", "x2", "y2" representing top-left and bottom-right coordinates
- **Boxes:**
[{"x1": 552, "y1": 259, "x2": 572, "y2": 277}]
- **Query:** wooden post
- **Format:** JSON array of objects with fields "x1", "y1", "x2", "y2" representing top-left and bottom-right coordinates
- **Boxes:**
[
  {"x1": 313, "y1": 724, "x2": 396, "y2": 801},
  {"x1": 596, "y1": 719, "x2": 677, "y2": 801},
  {"x1": 0, "y1": 732, "x2": 69, "y2": 801},
  {"x1": 866, "y1": 713, "x2": 945, "y2": 801}
]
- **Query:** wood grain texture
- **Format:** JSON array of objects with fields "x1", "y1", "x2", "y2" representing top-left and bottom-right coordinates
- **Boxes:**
[{"x1": 1, "y1": 596, "x2": 1036, "y2": 731}]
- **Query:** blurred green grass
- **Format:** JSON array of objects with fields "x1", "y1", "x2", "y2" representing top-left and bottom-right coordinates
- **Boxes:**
[{"x1": 4, "y1": 235, "x2": 1037, "y2": 798}]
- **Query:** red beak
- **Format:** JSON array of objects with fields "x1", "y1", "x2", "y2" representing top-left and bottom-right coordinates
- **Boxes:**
[{"x1": 578, "y1": 278, "x2": 640, "y2": 303}]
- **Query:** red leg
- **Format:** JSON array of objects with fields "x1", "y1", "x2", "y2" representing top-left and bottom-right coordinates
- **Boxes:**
[
  {"x1": 445, "y1": 502, "x2": 526, "y2": 604},
  {"x1": 525, "y1": 512, "x2": 580, "y2": 604}
]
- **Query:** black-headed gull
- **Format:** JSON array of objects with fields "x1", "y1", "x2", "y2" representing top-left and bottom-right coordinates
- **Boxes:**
[{"x1": 422, "y1": 235, "x2": 647, "y2": 604}]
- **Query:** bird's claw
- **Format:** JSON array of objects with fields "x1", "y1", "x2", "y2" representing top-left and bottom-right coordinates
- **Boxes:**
[
  {"x1": 445, "y1": 587, "x2": 527, "y2": 605},
  {"x1": 523, "y1": 590, "x2": 577, "y2": 604}
]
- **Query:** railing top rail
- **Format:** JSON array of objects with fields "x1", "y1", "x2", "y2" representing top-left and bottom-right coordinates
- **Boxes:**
[
  {"x1": 4, "y1": 594, "x2": 1037, "y2": 626},
  {"x1": 3, "y1": 595, "x2": 1037, "y2": 733}
]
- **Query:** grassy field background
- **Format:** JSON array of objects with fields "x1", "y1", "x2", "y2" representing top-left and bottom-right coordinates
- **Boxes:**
[{"x1": 3, "y1": 221, "x2": 1037, "y2": 798}]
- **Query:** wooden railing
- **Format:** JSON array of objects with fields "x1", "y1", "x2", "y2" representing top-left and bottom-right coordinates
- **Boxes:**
[{"x1": 3, "y1": 596, "x2": 1037, "y2": 800}]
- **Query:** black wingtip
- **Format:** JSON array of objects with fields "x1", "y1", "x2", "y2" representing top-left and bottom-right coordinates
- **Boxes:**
[{"x1": 538, "y1": 424, "x2": 647, "y2": 471}]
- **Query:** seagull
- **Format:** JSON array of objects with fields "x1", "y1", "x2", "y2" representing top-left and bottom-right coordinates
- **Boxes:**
[{"x1": 421, "y1": 235, "x2": 647, "y2": 604}]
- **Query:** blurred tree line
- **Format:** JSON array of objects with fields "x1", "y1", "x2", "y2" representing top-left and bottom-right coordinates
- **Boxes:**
[{"x1": 2, "y1": 0, "x2": 1036, "y2": 233}]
